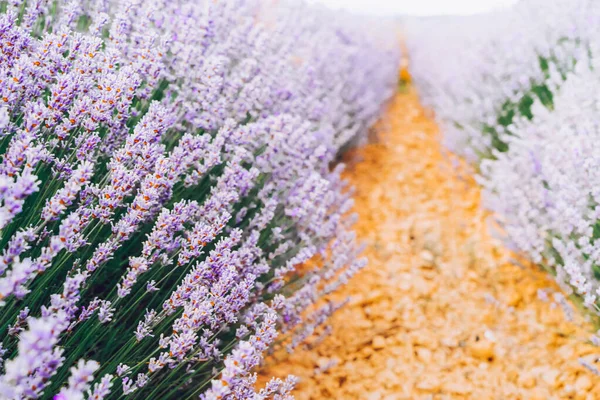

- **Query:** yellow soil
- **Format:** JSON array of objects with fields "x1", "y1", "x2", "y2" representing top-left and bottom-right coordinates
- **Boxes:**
[{"x1": 261, "y1": 88, "x2": 600, "y2": 399}]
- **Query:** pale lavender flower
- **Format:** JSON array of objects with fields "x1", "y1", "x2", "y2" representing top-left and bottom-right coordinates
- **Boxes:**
[
  {"x1": 121, "y1": 376, "x2": 137, "y2": 395},
  {"x1": 146, "y1": 280, "x2": 159, "y2": 292},
  {"x1": 0, "y1": 166, "x2": 41, "y2": 229},
  {"x1": 0, "y1": 343, "x2": 6, "y2": 370},
  {"x1": 201, "y1": 308, "x2": 279, "y2": 400},
  {"x1": 135, "y1": 373, "x2": 149, "y2": 388},
  {"x1": 87, "y1": 374, "x2": 113, "y2": 400},
  {"x1": 579, "y1": 357, "x2": 600, "y2": 376},
  {"x1": 0, "y1": 107, "x2": 9, "y2": 130},
  {"x1": 116, "y1": 364, "x2": 130, "y2": 377},
  {"x1": 97, "y1": 301, "x2": 114, "y2": 324},
  {"x1": 257, "y1": 375, "x2": 298, "y2": 400},
  {"x1": 134, "y1": 310, "x2": 156, "y2": 341},
  {"x1": 0, "y1": 311, "x2": 68, "y2": 399},
  {"x1": 55, "y1": 359, "x2": 99, "y2": 400},
  {"x1": 0, "y1": 228, "x2": 36, "y2": 277},
  {"x1": 7, "y1": 307, "x2": 29, "y2": 336},
  {"x1": 41, "y1": 161, "x2": 94, "y2": 221}
]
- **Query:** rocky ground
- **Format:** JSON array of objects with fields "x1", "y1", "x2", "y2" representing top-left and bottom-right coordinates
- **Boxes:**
[{"x1": 260, "y1": 87, "x2": 600, "y2": 399}]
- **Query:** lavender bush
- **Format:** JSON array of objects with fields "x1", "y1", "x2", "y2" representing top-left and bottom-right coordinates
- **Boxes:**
[
  {"x1": 405, "y1": 1, "x2": 600, "y2": 314},
  {"x1": 0, "y1": 1, "x2": 400, "y2": 399},
  {"x1": 405, "y1": 0, "x2": 597, "y2": 162}
]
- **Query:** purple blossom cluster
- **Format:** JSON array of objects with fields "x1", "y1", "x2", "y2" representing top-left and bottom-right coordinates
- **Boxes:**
[{"x1": 0, "y1": 1, "x2": 399, "y2": 399}]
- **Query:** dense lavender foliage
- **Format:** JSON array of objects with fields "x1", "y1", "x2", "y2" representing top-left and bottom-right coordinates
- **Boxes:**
[
  {"x1": 406, "y1": 0, "x2": 597, "y2": 162},
  {"x1": 405, "y1": 1, "x2": 600, "y2": 313},
  {"x1": 0, "y1": 1, "x2": 400, "y2": 399}
]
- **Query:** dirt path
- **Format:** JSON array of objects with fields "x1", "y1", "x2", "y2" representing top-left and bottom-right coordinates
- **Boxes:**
[{"x1": 261, "y1": 88, "x2": 600, "y2": 399}]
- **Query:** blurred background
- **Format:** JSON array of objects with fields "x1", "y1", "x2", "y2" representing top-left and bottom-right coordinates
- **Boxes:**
[{"x1": 311, "y1": 0, "x2": 519, "y2": 16}]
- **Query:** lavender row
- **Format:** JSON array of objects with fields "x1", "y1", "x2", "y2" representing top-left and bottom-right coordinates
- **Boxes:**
[
  {"x1": 0, "y1": 1, "x2": 400, "y2": 399},
  {"x1": 405, "y1": 2, "x2": 600, "y2": 314},
  {"x1": 405, "y1": 0, "x2": 597, "y2": 162}
]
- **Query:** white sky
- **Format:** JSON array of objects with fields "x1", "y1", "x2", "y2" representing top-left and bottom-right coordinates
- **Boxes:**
[{"x1": 311, "y1": 0, "x2": 520, "y2": 16}]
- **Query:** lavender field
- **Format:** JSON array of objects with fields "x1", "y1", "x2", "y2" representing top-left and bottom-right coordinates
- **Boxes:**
[{"x1": 2, "y1": 0, "x2": 600, "y2": 399}]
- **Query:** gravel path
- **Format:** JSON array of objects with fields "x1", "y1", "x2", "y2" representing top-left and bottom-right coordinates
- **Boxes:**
[{"x1": 261, "y1": 88, "x2": 600, "y2": 399}]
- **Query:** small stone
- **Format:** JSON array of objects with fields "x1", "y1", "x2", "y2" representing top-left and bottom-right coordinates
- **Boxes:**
[
  {"x1": 412, "y1": 331, "x2": 437, "y2": 348},
  {"x1": 419, "y1": 250, "x2": 435, "y2": 267},
  {"x1": 381, "y1": 310, "x2": 397, "y2": 322},
  {"x1": 349, "y1": 294, "x2": 365, "y2": 306},
  {"x1": 386, "y1": 357, "x2": 397, "y2": 369},
  {"x1": 379, "y1": 370, "x2": 398, "y2": 389},
  {"x1": 412, "y1": 276, "x2": 435, "y2": 296},
  {"x1": 416, "y1": 378, "x2": 441, "y2": 392},
  {"x1": 528, "y1": 389, "x2": 549, "y2": 400},
  {"x1": 442, "y1": 380, "x2": 472, "y2": 395},
  {"x1": 563, "y1": 384, "x2": 575, "y2": 395},
  {"x1": 360, "y1": 346, "x2": 374, "y2": 357},
  {"x1": 505, "y1": 291, "x2": 522, "y2": 307},
  {"x1": 440, "y1": 337, "x2": 459, "y2": 348},
  {"x1": 344, "y1": 362, "x2": 357, "y2": 373},
  {"x1": 366, "y1": 391, "x2": 382, "y2": 400},
  {"x1": 372, "y1": 335, "x2": 386, "y2": 349},
  {"x1": 469, "y1": 338, "x2": 495, "y2": 361},
  {"x1": 518, "y1": 373, "x2": 536, "y2": 389},
  {"x1": 316, "y1": 357, "x2": 329, "y2": 369},
  {"x1": 416, "y1": 347, "x2": 432, "y2": 363},
  {"x1": 363, "y1": 290, "x2": 385, "y2": 305},
  {"x1": 506, "y1": 368, "x2": 519, "y2": 383},
  {"x1": 575, "y1": 374, "x2": 593, "y2": 392},
  {"x1": 541, "y1": 368, "x2": 560, "y2": 388},
  {"x1": 355, "y1": 317, "x2": 374, "y2": 329}
]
